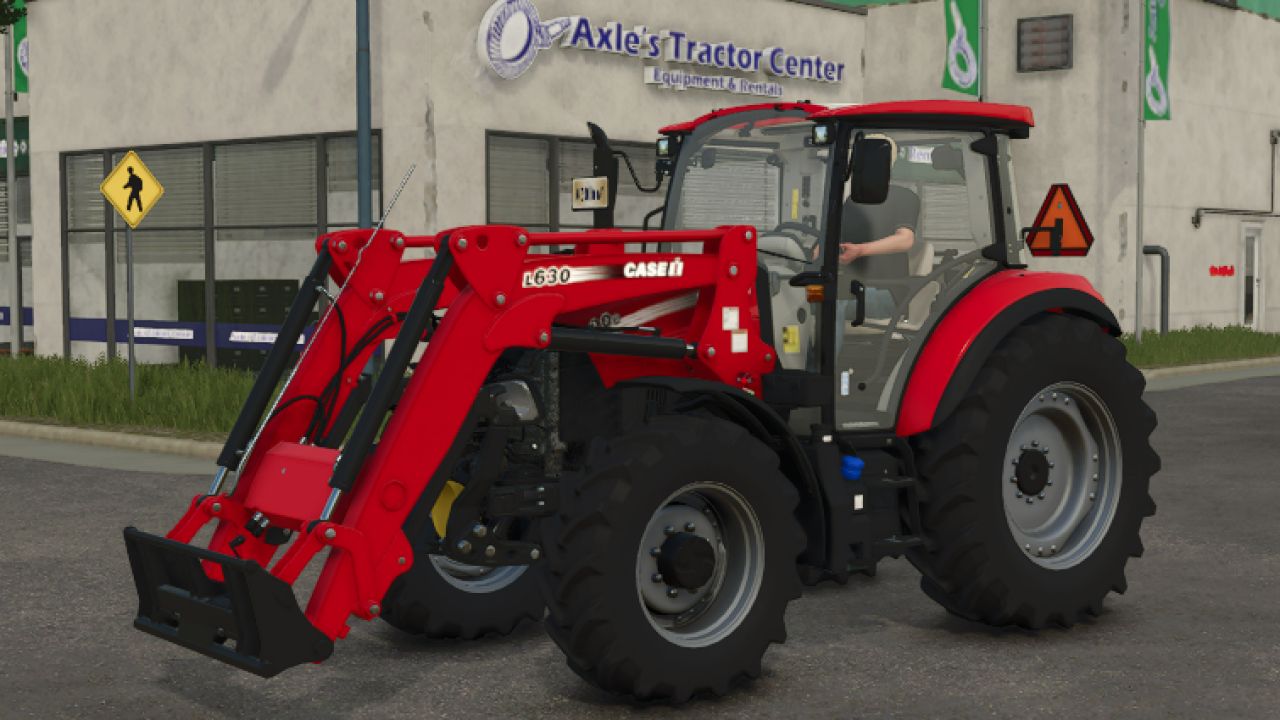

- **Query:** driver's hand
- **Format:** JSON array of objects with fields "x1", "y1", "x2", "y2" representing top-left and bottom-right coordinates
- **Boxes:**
[
  {"x1": 810, "y1": 243, "x2": 821, "y2": 261},
  {"x1": 838, "y1": 243, "x2": 864, "y2": 264}
]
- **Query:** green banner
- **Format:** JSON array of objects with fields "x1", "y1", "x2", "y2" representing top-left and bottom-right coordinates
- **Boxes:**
[
  {"x1": 1143, "y1": 0, "x2": 1170, "y2": 120},
  {"x1": 13, "y1": 0, "x2": 26, "y2": 93},
  {"x1": 942, "y1": 0, "x2": 981, "y2": 96},
  {"x1": 1238, "y1": 1, "x2": 1280, "y2": 22}
]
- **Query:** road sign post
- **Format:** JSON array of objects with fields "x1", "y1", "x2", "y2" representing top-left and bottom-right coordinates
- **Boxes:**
[
  {"x1": 100, "y1": 151, "x2": 164, "y2": 402},
  {"x1": 5, "y1": 26, "x2": 18, "y2": 360},
  {"x1": 126, "y1": 226, "x2": 135, "y2": 399}
]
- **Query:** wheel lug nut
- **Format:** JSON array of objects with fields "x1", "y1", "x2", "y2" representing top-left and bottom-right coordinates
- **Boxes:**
[
  {"x1": 1016, "y1": 491, "x2": 1024, "y2": 498},
  {"x1": 1038, "y1": 493, "x2": 1045, "y2": 500},
  {"x1": 666, "y1": 587, "x2": 679, "y2": 599},
  {"x1": 649, "y1": 547, "x2": 661, "y2": 557},
  {"x1": 1026, "y1": 498, "x2": 1034, "y2": 504},
  {"x1": 1047, "y1": 479, "x2": 1054, "y2": 486},
  {"x1": 652, "y1": 573, "x2": 664, "y2": 583},
  {"x1": 1024, "y1": 544, "x2": 1032, "y2": 552},
  {"x1": 471, "y1": 523, "x2": 488, "y2": 538},
  {"x1": 1051, "y1": 392, "x2": 1058, "y2": 401},
  {"x1": 664, "y1": 525, "x2": 676, "y2": 536},
  {"x1": 1089, "y1": 492, "x2": 1097, "y2": 501},
  {"x1": 456, "y1": 540, "x2": 472, "y2": 554},
  {"x1": 1050, "y1": 544, "x2": 1058, "y2": 553},
  {"x1": 1049, "y1": 462, "x2": 1055, "y2": 468},
  {"x1": 1036, "y1": 546, "x2": 1044, "y2": 555},
  {"x1": 684, "y1": 522, "x2": 696, "y2": 532},
  {"x1": 1093, "y1": 454, "x2": 1099, "y2": 462},
  {"x1": 1010, "y1": 476, "x2": 1018, "y2": 483},
  {"x1": 1092, "y1": 474, "x2": 1099, "y2": 481},
  {"x1": 484, "y1": 545, "x2": 496, "y2": 558}
]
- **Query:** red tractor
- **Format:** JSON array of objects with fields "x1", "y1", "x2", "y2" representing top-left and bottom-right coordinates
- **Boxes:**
[{"x1": 124, "y1": 100, "x2": 1158, "y2": 702}]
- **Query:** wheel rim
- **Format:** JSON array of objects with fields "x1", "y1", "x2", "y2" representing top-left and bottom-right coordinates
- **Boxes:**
[
  {"x1": 429, "y1": 555, "x2": 527, "y2": 594},
  {"x1": 1002, "y1": 381, "x2": 1124, "y2": 569},
  {"x1": 635, "y1": 482, "x2": 765, "y2": 648}
]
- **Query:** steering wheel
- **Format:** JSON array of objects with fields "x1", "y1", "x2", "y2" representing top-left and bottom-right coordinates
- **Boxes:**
[
  {"x1": 769, "y1": 222, "x2": 821, "y2": 241},
  {"x1": 765, "y1": 222, "x2": 823, "y2": 261}
]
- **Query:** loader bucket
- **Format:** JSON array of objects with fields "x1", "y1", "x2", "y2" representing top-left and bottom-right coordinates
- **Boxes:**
[{"x1": 123, "y1": 527, "x2": 333, "y2": 678}]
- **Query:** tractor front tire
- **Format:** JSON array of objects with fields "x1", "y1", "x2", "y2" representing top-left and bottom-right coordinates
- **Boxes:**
[
  {"x1": 541, "y1": 414, "x2": 805, "y2": 703},
  {"x1": 908, "y1": 313, "x2": 1159, "y2": 628}
]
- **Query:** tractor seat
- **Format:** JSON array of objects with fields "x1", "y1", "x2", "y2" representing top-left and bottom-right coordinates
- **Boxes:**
[{"x1": 848, "y1": 240, "x2": 940, "y2": 335}]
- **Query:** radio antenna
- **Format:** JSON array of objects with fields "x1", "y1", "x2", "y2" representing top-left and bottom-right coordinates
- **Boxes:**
[{"x1": 368, "y1": 163, "x2": 416, "y2": 243}]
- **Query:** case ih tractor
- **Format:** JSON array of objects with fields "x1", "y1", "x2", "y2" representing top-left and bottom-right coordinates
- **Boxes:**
[{"x1": 124, "y1": 100, "x2": 1158, "y2": 702}]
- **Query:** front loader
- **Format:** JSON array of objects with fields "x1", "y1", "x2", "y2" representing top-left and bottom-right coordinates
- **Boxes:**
[{"x1": 124, "y1": 100, "x2": 1158, "y2": 702}]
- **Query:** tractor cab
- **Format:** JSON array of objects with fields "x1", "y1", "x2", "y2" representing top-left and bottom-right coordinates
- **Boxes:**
[{"x1": 657, "y1": 100, "x2": 1031, "y2": 432}]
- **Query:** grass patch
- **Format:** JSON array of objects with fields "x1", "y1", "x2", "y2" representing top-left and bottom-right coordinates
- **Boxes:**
[
  {"x1": 0, "y1": 356, "x2": 256, "y2": 439},
  {"x1": 1122, "y1": 326, "x2": 1280, "y2": 369}
]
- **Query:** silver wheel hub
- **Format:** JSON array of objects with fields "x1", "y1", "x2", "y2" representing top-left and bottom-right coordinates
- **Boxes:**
[
  {"x1": 1003, "y1": 381, "x2": 1123, "y2": 569},
  {"x1": 430, "y1": 555, "x2": 527, "y2": 593},
  {"x1": 636, "y1": 482, "x2": 765, "y2": 648}
]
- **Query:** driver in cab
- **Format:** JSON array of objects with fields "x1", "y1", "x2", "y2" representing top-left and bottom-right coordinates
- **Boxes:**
[{"x1": 838, "y1": 134, "x2": 919, "y2": 319}]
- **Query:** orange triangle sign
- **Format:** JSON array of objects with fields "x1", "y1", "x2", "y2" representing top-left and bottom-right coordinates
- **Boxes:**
[{"x1": 1025, "y1": 184, "x2": 1094, "y2": 257}]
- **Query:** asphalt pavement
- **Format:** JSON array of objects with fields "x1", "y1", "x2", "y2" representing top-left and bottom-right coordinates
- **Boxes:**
[{"x1": 2, "y1": 375, "x2": 1279, "y2": 719}]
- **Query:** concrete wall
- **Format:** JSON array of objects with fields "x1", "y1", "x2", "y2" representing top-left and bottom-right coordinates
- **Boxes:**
[
  {"x1": 1141, "y1": 0, "x2": 1280, "y2": 333},
  {"x1": 28, "y1": 0, "x2": 865, "y2": 358},
  {"x1": 865, "y1": 0, "x2": 1280, "y2": 333}
]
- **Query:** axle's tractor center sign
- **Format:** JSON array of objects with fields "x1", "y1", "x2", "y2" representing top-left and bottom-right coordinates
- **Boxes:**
[{"x1": 478, "y1": 0, "x2": 847, "y2": 98}]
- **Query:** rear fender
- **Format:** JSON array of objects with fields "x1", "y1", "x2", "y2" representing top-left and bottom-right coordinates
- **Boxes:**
[{"x1": 895, "y1": 270, "x2": 1120, "y2": 437}]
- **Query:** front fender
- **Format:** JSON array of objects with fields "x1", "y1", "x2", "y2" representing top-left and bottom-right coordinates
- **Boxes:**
[{"x1": 895, "y1": 270, "x2": 1119, "y2": 437}]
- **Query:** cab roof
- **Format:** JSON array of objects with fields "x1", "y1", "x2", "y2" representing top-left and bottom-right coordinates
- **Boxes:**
[
  {"x1": 660, "y1": 99, "x2": 1034, "y2": 138},
  {"x1": 811, "y1": 100, "x2": 1034, "y2": 136},
  {"x1": 658, "y1": 102, "x2": 828, "y2": 134}
]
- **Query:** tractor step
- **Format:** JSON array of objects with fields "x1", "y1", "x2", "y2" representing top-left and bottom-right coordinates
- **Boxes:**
[
  {"x1": 123, "y1": 527, "x2": 333, "y2": 678},
  {"x1": 872, "y1": 534, "x2": 926, "y2": 557}
]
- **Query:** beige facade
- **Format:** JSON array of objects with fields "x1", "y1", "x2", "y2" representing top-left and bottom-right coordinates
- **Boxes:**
[
  {"x1": 865, "y1": 0, "x2": 1280, "y2": 333},
  {"x1": 11, "y1": 0, "x2": 1280, "y2": 360}
]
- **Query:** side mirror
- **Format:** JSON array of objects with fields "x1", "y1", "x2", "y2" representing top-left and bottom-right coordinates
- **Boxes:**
[{"x1": 849, "y1": 137, "x2": 892, "y2": 205}]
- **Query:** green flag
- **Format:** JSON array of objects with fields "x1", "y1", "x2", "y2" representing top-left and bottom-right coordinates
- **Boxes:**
[
  {"x1": 13, "y1": 0, "x2": 26, "y2": 93},
  {"x1": 1143, "y1": 0, "x2": 1170, "y2": 120},
  {"x1": 942, "y1": 0, "x2": 981, "y2": 96}
]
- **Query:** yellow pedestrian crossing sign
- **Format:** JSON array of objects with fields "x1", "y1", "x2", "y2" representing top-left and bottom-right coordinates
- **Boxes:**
[{"x1": 100, "y1": 151, "x2": 164, "y2": 228}]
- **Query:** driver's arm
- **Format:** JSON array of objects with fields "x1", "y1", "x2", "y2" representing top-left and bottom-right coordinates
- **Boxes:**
[{"x1": 839, "y1": 227, "x2": 914, "y2": 263}]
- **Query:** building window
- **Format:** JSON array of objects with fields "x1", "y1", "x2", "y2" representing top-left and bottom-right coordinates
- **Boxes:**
[
  {"x1": 60, "y1": 132, "x2": 382, "y2": 365},
  {"x1": 486, "y1": 131, "x2": 662, "y2": 233}
]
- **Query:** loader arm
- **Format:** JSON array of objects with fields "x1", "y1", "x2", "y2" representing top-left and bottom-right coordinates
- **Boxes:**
[{"x1": 126, "y1": 222, "x2": 774, "y2": 674}]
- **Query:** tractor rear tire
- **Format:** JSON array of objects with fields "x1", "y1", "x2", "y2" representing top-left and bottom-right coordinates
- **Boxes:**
[
  {"x1": 540, "y1": 414, "x2": 804, "y2": 703},
  {"x1": 907, "y1": 313, "x2": 1159, "y2": 629}
]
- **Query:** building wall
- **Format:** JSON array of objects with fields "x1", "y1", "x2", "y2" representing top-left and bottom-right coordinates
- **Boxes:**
[
  {"x1": 865, "y1": 0, "x2": 1280, "y2": 333},
  {"x1": 28, "y1": 0, "x2": 866, "y2": 357},
  {"x1": 1142, "y1": 0, "x2": 1280, "y2": 333}
]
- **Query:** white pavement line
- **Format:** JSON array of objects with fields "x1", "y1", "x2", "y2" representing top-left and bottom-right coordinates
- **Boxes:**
[{"x1": 0, "y1": 419, "x2": 220, "y2": 460}]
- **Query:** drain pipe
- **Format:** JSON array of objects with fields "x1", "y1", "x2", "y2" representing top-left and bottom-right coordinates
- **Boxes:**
[
  {"x1": 1192, "y1": 131, "x2": 1279, "y2": 228},
  {"x1": 1143, "y1": 245, "x2": 1169, "y2": 336}
]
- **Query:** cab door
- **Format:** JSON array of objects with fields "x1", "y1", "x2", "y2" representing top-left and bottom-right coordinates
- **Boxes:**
[{"x1": 831, "y1": 129, "x2": 1001, "y2": 431}]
